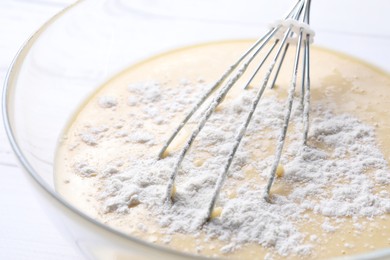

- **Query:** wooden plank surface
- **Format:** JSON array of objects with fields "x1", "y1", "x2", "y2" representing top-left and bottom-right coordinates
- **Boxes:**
[{"x1": 0, "y1": 1, "x2": 82, "y2": 259}]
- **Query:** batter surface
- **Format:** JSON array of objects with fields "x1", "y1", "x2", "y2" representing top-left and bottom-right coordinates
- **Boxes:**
[{"x1": 55, "y1": 40, "x2": 390, "y2": 259}]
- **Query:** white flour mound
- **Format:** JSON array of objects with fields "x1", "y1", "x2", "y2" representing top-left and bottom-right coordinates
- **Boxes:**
[{"x1": 78, "y1": 80, "x2": 390, "y2": 257}]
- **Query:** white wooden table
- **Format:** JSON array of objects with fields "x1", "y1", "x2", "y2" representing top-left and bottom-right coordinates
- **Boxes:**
[
  {"x1": 0, "y1": 1, "x2": 82, "y2": 259},
  {"x1": 0, "y1": 1, "x2": 389, "y2": 259}
]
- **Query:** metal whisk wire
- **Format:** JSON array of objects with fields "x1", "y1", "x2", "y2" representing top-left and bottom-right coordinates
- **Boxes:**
[{"x1": 160, "y1": 0, "x2": 313, "y2": 223}]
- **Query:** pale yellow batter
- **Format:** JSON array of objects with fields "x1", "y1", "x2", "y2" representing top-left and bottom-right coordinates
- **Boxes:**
[{"x1": 55, "y1": 40, "x2": 390, "y2": 259}]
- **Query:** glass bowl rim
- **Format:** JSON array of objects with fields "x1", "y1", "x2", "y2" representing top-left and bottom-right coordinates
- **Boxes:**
[{"x1": 2, "y1": 1, "x2": 390, "y2": 259}]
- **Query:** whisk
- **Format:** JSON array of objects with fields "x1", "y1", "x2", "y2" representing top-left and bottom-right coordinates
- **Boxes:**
[{"x1": 159, "y1": 0, "x2": 314, "y2": 223}]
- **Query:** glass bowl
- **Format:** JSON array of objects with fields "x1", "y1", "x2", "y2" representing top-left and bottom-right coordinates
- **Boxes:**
[{"x1": 3, "y1": 0, "x2": 390, "y2": 259}]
